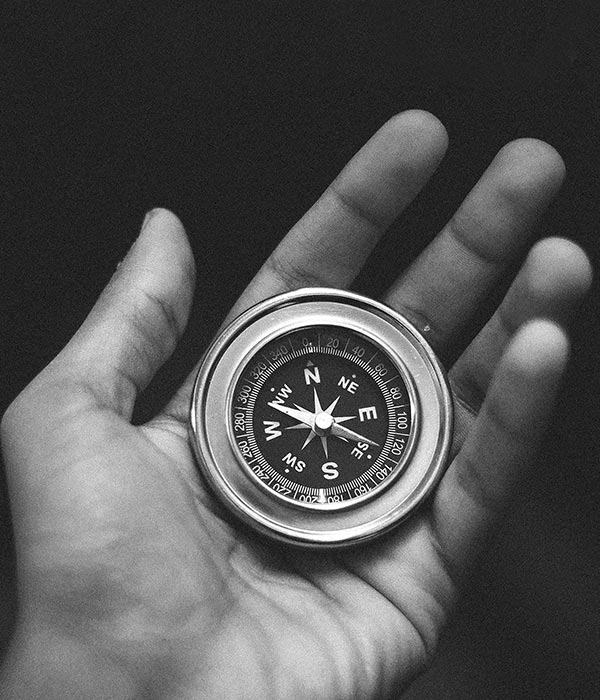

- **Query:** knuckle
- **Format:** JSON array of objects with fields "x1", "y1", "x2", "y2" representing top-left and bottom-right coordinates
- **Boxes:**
[
  {"x1": 139, "y1": 288, "x2": 185, "y2": 346},
  {"x1": 265, "y1": 248, "x2": 330, "y2": 291},
  {"x1": 446, "y1": 211, "x2": 509, "y2": 267},
  {"x1": 328, "y1": 182, "x2": 388, "y2": 232},
  {"x1": 118, "y1": 288, "x2": 182, "y2": 371},
  {"x1": 451, "y1": 376, "x2": 484, "y2": 422},
  {"x1": 454, "y1": 450, "x2": 504, "y2": 519},
  {"x1": 485, "y1": 392, "x2": 535, "y2": 446}
]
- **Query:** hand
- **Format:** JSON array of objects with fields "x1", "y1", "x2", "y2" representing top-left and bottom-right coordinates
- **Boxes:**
[{"x1": 0, "y1": 111, "x2": 592, "y2": 700}]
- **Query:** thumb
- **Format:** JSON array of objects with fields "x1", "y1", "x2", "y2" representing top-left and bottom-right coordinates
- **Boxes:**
[
  {"x1": 10, "y1": 208, "x2": 196, "y2": 420},
  {"x1": 64, "y1": 207, "x2": 196, "y2": 417},
  {"x1": 0, "y1": 208, "x2": 195, "y2": 550}
]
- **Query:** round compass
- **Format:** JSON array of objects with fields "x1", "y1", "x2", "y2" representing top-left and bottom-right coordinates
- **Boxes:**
[{"x1": 190, "y1": 288, "x2": 452, "y2": 547}]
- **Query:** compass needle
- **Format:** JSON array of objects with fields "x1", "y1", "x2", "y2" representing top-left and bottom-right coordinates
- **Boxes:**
[
  {"x1": 267, "y1": 401, "x2": 314, "y2": 427},
  {"x1": 331, "y1": 423, "x2": 379, "y2": 447},
  {"x1": 324, "y1": 395, "x2": 340, "y2": 414},
  {"x1": 301, "y1": 431, "x2": 317, "y2": 450},
  {"x1": 333, "y1": 415, "x2": 355, "y2": 424},
  {"x1": 312, "y1": 388, "x2": 323, "y2": 414},
  {"x1": 191, "y1": 288, "x2": 452, "y2": 546}
]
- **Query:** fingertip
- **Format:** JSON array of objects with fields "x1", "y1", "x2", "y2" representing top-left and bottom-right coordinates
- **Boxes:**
[
  {"x1": 132, "y1": 207, "x2": 196, "y2": 289},
  {"x1": 383, "y1": 110, "x2": 449, "y2": 164},
  {"x1": 140, "y1": 206, "x2": 191, "y2": 253},
  {"x1": 142, "y1": 206, "x2": 184, "y2": 232},
  {"x1": 526, "y1": 237, "x2": 594, "y2": 306},
  {"x1": 141, "y1": 207, "x2": 167, "y2": 231},
  {"x1": 507, "y1": 318, "x2": 570, "y2": 378},
  {"x1": 388, "y1": 109, "x2": 449, "y2": 145},
  {"x1": 496, "y1": 138, "x2": 566, "y2": 197}
]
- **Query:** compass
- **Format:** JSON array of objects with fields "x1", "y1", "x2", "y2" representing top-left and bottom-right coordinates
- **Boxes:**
[{"x1": 190, "y1": 288, "x2": 452, "y2": 547}]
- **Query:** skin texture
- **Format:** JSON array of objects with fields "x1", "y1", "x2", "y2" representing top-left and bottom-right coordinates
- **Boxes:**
[{"x1": 0, "y1": 111, "x2": 593, "y2": 700}]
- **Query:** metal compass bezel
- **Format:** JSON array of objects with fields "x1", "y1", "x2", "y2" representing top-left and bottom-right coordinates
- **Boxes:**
[{"x1": 190, "y1": 288, "x2": 453, "y2": 548}]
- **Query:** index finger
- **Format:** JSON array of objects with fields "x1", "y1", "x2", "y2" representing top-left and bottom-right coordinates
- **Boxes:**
[{"x1": 226, "y1": 110, "x2": 448, "y2": 320}]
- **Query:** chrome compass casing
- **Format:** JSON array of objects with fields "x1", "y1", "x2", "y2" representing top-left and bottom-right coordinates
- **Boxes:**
[{"x1": 190, "y1": 288, "x2": 452, "y2": 548}]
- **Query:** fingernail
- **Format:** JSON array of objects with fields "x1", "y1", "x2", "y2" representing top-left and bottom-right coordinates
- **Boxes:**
[
  {"x1": 142, "y1": 208, "x2": 162, "y2": 231},
  {"x1": 116, "y1": 210, "x2": 159, "y2": 270}
]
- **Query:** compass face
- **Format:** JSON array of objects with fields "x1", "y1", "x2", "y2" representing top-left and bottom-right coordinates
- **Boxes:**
[
  {"x1": 190, "y1": 288, "x2": 452, "y2": 547},
  {"x1": 230, "y1": 326, "x2": 415, "y2": 509}
]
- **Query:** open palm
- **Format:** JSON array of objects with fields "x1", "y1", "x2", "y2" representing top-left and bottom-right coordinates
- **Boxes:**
[{"x1": 1, "y1": 112, "x2": 592, "y2": 700}]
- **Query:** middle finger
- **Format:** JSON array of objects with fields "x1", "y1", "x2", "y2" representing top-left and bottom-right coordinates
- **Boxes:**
[{"x1": 384, "y1": 138, "x2": 565, "y2": 358}]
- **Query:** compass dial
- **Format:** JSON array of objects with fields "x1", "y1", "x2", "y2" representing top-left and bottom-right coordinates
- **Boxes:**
[
  {"x1": 230, "y1": 326, "x2": 416, "y2": 509},
  {"x1": 190, "y1": 288, "x2": 452, "y2": 547}
]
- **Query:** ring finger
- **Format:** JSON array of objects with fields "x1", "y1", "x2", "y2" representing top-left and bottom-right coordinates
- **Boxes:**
[{"x1": 450, "y1": 236, "x2": 592, "y2": 448}]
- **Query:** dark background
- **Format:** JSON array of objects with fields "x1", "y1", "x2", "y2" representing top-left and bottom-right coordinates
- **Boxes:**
[{"x1": 1, "y1": 2, "x2": 599, "y2": 697}]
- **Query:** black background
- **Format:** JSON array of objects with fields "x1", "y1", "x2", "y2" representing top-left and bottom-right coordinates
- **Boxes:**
[{"x1": 1, "y1": 2, "x2": 599, "y2": 698}]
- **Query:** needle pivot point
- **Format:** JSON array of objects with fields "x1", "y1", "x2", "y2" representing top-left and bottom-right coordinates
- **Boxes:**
[{"x1": 314, "y1": 412, "x2": 334, "y2": 434}]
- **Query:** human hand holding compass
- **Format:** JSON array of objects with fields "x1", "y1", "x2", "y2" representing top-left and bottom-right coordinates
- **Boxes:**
[{"x1": 1, "y1": 112, "x2": 592, "y2": 700}]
